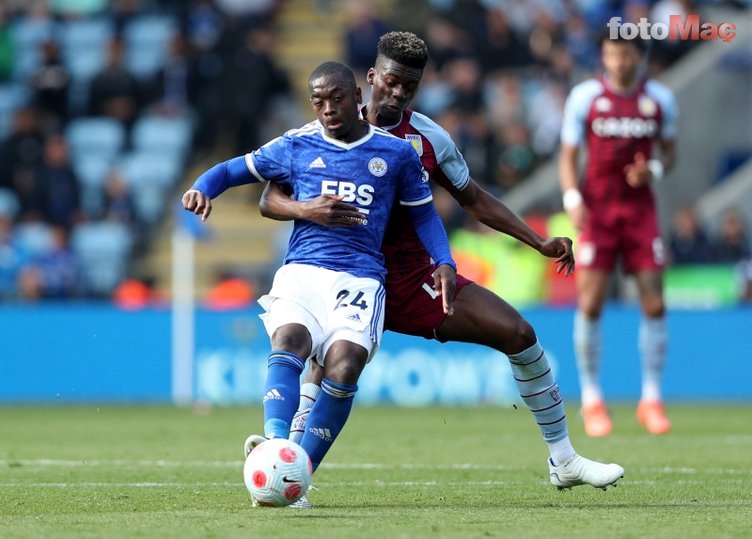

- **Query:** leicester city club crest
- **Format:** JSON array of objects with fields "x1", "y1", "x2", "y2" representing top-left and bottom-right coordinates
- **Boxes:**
[
  {"x1": 405, "y1": 134, "x2": 423, "y2": 156},
  {"x1": 368, "y1": 157, "x2": 388, "y2": 177}
]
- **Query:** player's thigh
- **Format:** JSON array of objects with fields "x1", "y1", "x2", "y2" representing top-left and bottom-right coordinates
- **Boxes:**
[
  {"x1": 318, "y1": 273, "x2": 385, "y2": 369},
  {"x1": 261, "y1": 298, "x2": 320, "y2": 359},
  {"x1": 435, "y1": 282, "x2": 535, "y2": 354},
  {"x1": 634, "y1": 270, "x2": 665, "y2": 317},
  {"x1": 575, "y1": 269, "x2": 611, "y2": 318}
]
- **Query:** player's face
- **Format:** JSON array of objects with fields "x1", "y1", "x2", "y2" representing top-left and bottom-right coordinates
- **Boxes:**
[
  {"x1": 367, "y1": 59, "x2": 423, "y2": 125},
  {"x1": 310, "y1": 75, "x2": 364, "y2": 142},
  {"x1": 601, "y1": 40, "x2": 641, "y2": 87}
]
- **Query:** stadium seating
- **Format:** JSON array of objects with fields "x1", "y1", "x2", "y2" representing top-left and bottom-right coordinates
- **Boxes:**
[
  {"x1": 71, "y1": 221, "x2": 133, "y2": 296},
  {"x1": 118, "y1": 150, "x2": 182, "y2": 224},
  {"x1": 65, "y1": 117, "x2": 126, "y2": 162},
  {"x1": 131, "y1": 115, "x2": 192, "y2": 160},
  {"x1": 0, "y1": 84, "x2": 30, "y2": 139},
  {"x1": 71, "y1": 153, "x2": 115, "y2": 216},
  {"x1": 123, "y1": 15, "x2": 177, "y2": 79}
]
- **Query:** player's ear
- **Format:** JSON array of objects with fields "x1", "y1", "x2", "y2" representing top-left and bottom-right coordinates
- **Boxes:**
[
  {"x1": 355, "y1": 86, "x2": 363, "y2": 105},
  {"x1": 366, "y1": 68, "x2": 375, "y2": 85}
]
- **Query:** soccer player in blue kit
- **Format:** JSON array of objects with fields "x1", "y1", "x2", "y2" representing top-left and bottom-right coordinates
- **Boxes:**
[{"x1": 182, "y1": 61, "x2": 457, "y2": 495}]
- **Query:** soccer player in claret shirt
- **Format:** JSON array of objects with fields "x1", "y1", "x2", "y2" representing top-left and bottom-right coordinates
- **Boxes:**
[
  {"x1": 183, "y1": 61, "x2": 457, "y2": 505},
  {"x1": 261, "y1": 31, "x2": 624, "y2": 506},
  {"x1": 559, "y1": 34, "x2": 678, "y2": 437}
]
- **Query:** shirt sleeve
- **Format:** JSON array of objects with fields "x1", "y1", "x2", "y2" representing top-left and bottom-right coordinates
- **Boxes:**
[
  {"x1": 646, "y1": 80, "x2": 679, "y2": 141},
  {"x1": 397, "y1": 145, "x2": 433, "y2": 207},
  {"x1": 245, "y1": 134, "x2": 293, "y2": 184},
  {"x1": 560, "y1": 80, "x2": 601, "y2": 146}
]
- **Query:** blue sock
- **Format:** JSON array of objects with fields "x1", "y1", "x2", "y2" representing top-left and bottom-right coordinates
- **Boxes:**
[
  {"x1": 300, "y1": 378, "x2": 357, "y2": 472},
  {"x1": 262, "y1": 350, "x2": 305, "y2": 439}
]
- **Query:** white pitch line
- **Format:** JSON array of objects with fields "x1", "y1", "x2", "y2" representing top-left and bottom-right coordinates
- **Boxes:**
[{"x1": 1, "y1": 460, "x2": 749, "y2": 476}]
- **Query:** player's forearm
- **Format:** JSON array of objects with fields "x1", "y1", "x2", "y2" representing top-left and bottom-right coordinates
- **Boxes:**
[
  {"x1": 406, "y1": 203, "x2": 456, "y2": 270},
  {"x1": 259, "y1": 183, "x2": 300, "y2": 221},
  {"x1": 558, "y1": 146, "x2": 580, "y2": 193},
  {"x1": 464, "y1": 189, "x2": 546, "y2": 251},
  {"x1": 192, "y1": 156, "x2": 256, "y2": 198}
]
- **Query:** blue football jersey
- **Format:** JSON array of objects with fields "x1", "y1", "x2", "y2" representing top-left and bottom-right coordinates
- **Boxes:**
[{"x1": 246, "y1": 121, "x2": 432, "y2": 281}]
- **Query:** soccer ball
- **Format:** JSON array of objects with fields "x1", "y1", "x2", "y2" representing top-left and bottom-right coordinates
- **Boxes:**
[{"x1": 243, "y1": 438, "x2": 313, "y2": 507}]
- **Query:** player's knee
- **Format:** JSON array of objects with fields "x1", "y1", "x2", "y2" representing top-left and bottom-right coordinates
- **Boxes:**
[
  {"x1": 642, "y1": 296, "x2": 665, "y2": 318},
  {"x1": 271, "y1": 325, "x2": 311, "y2": 358},
  {"x1": 325, "y1": 360, "x2": 362, "y2": 386},
  {"x1": 503, "y1": 317, "x2": 537, "y2": 354}
]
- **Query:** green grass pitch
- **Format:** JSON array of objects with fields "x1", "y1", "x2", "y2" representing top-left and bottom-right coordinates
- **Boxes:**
[{"x1": 1, "y1": 404, "x2": 751, "y2": 538}]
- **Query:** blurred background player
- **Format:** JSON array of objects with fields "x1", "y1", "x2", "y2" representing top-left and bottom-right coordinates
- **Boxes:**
[
  {"x1": 262, "y1": 32, "x2": 624, "y2": 503},
  {"x1": 183, "y1": 61, "x2": 457, "y2": 503},
  {"x1": 559, "y1": 34, "x2": 678, "y2": 436}
]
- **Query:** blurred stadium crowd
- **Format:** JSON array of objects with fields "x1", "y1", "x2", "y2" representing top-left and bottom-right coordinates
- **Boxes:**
[{"x1": 0, "y1": 0, "x2": 749, "y2": 304}]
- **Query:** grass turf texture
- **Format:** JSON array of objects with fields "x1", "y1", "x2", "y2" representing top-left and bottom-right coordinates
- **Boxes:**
[{"x1": 1, "y1": 405, "x2": 750, "y2": 538}]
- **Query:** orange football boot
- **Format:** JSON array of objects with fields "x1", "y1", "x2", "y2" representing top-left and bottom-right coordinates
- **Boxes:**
[
  {"x1": 636, "y1": 400, "x2": 671, "y2": 434},
  {"x1": 581, "y1": 401, "x2": 612, "y2": 437}
]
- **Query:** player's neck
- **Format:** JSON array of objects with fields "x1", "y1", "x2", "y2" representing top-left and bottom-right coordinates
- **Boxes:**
[
  {"x1": 603, "y1": 73, "x2": 638, "y2": 94},
  {"x1": 362, "y1": 103, "x2": 402, "y2": 129}
]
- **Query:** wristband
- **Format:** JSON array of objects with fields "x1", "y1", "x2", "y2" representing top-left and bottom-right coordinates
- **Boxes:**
[
  {"x1": 647, "y1": 159, "x2": 664, "y2": 182},
  {"x1": 562, "y1": 188, "x2": 583, "y2": 211}
]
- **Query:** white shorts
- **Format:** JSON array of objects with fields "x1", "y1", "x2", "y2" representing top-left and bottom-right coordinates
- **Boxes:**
[{"x1": 258, "y1": 264, "x2": 385, "y2": 364}]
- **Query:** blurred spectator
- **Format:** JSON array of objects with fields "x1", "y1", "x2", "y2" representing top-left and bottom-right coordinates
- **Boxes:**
[
  {"x1": 35, "y1": 133, "x2": 81, "y2": 228},
  {"x1": 0, "y1": 192, "x2": 26, "y2": 299},
  {"x1": 112, "y1": 276, "x2": 160, "y2": 309},
  {"x1": 88, "y1": 37, "x2": 143, "y2": 130},
  {"x1": 344, "y1": 0, "x2": 391, "y2": 82},
  {"x1": 25, "y1": 224, "x2": 82, "y2": 299},
  {"x1": 145, "y1": 32, "x2": 198, "y2": 117},
  {"x1": 475, "y1": 7, "x2": 531, "y2": 74},
  {"x1": 712, "y1": 208, "x2": 751, "y2": 263},
  {"x1": 0, "y1": 107, "x2": 45, "y2": 192},
  {"x1": 220, "y1": 24, "x2": 291, "y2": 154},
  {"x1": 100, "y1": 168, "x2": 138, "y2": 229},
  {"x1": 668, "y1": 206, "x2": 712, "y2": 265},
  {"x1": 0, "y1": 4, "x2": 13, "y2": 82},
  {"x1": 739, "y1": 259, "x2": 752, "y2": 304},
  {"x1": 205, "y1": 270, "x2": 255, "y2": 310},
  {"x1": 30, "y1": 41, "x2": 71, "y2": 130}
]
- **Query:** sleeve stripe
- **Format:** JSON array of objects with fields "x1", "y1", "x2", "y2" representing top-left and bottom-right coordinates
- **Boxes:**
[
  {"x1": 244, "y1": 153, "x2": 268, "y2": 182},
  {"x1": 400, "y1": 194, "x2": 433, "y2": 207}
]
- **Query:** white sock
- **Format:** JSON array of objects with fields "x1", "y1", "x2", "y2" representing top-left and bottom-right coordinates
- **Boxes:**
[
  {"x1": 289, "y1": 382, "x2": 321, "y2": 444},
  {"x1": 548, "y1": 438, "x2": 577, "y2": 467},
  {"x1": 574, "y1": 311, "x2": 603, "y2": 406},
  {"x1": 507, "y1": 341, "x2": 575, "y2": 466},
  {"x1": 639, "y1": 317, "x2": 667, "y2": 402}
]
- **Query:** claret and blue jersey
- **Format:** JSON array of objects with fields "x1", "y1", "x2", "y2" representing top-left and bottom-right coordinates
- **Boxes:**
[{"x1": 192, "y1": 120, "x2": 435, "y2": 282}]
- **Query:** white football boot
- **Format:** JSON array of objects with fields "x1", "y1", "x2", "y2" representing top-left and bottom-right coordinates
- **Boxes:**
[
  {"x1": 549, "y1": 454, "x2": 624, "y2": 490},
  {"x1": 243, "y1": 434, "x2": 268, "y2": 459}
]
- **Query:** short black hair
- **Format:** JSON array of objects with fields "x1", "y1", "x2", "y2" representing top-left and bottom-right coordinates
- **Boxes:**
[
  {"x1": 598, "y1": 29, "x2": 647, "y2": 53},
  {"x1": 308, "y1": 61, "x2": 357, "y2": 91},
  {"x1": 376, "y1": 31, "x2": 429, "y2": 69}
]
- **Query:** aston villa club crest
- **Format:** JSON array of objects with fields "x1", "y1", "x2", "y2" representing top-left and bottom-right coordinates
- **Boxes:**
[
  {"x1": 638, "y1": 95, "x2": 657, "y2": 117},
  {"x1": 405, "y1": 134, "x2": 424, "y2": 156}
]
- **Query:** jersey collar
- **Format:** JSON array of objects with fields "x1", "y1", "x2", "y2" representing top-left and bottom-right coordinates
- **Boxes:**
[{"x1": 317, "y1": 120, "x2": 375, "y2": 149}]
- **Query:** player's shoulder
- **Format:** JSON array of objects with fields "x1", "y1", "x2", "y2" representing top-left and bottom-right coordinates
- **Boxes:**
[
  {"x1": 283, "y1": 121, "x2": 321, "y2": 140},
  {"x1": 405, "y1": 109, "x2": 455, "y2": 147},
  {"x1": 371, "y1": 124, "x2": 416, "y2": 153},
  {"x1": 568, "y1": 78, "x2": 605, "y2": 101},
  {"x1": 644, "y1": 79, "x2": 677, "y2": 105}
]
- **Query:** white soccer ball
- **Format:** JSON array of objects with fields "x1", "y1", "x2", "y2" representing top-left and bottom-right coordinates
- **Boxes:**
[{"x1": 243, "y1": 438, "x2": 313, "y2": 507}]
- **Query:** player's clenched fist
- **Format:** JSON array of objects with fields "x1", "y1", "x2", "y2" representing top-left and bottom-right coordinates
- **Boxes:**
[{"x1": 182, "y1": 189, "x2": 212, "y2": 221}]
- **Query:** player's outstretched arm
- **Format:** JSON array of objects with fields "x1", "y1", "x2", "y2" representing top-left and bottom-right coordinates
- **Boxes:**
[
  {"x1": 259, "y1": 182, "x2": 367, "y2": 227},
  {"x1": 182, "y1": 156, "x2": 257, "y2": 221},
  {"x1": 559, "y1": 142, "x2": 586, "y2": 233},
  {"x1": 452, "y1": 178, "x2": 575, "y2": 275},
  {"x1": 406, "y1": 202, "x2": 456, "y2": 315}
]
